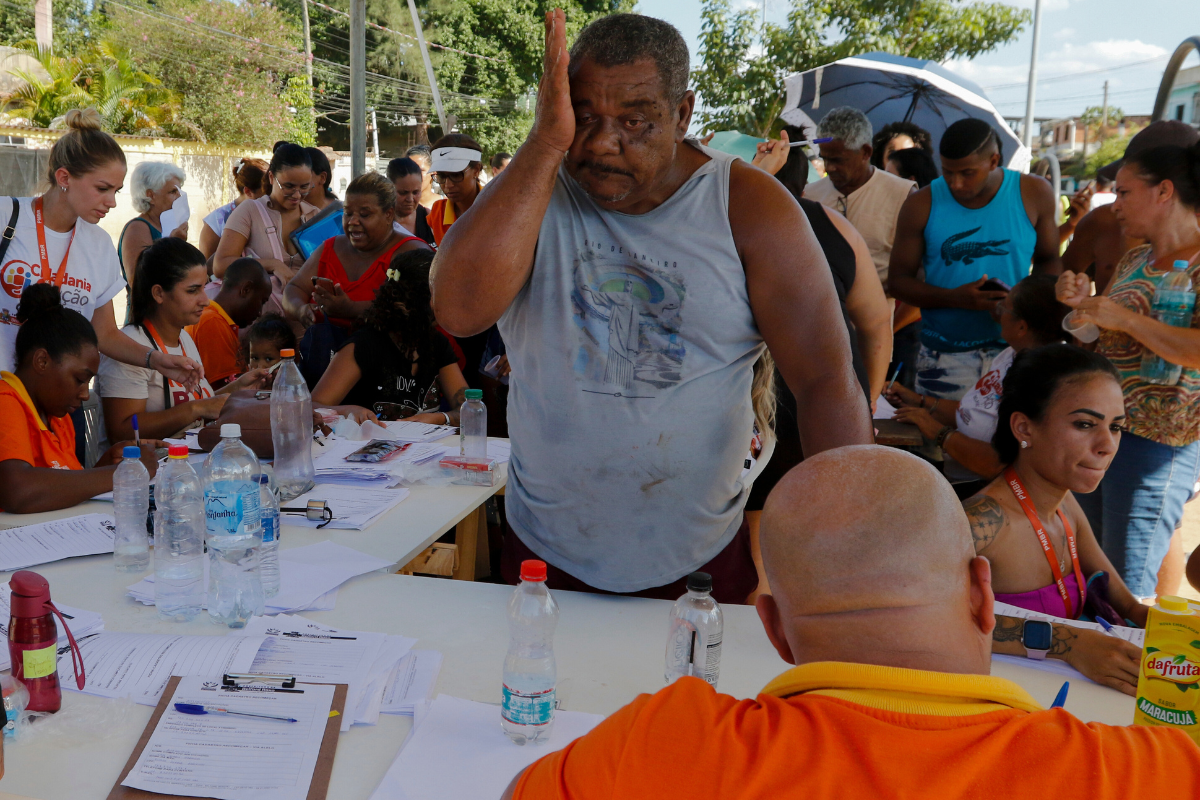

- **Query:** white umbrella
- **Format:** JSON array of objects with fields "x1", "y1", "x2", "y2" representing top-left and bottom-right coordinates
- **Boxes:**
[{"x1": 781, "y1": 52, "x2": 1030, "y2": 172}]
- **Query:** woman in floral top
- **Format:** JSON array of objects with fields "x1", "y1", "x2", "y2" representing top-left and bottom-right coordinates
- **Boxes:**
[{"x1": 1057, "y1": 141, "x2": 1200, "y2": 599}]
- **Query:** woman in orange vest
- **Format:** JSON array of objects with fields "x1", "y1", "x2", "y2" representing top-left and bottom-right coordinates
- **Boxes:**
[
  {"x1": 0, "y1": 284, "x2": 165, "y2": 512},
  {"x1": 427, "y1": 133, "x2": 485, "y2": 246}
]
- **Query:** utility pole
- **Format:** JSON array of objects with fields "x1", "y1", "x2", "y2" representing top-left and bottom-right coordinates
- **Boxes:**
[
  {"x1": 370, "y1": 107, "x2": 380, "y2": 169},
  {"x1": 34, "y1": 0, "x2": 51, "y2": 51},
  {"x1": 406, "y1": 0, "x2": 447, "y2": 133},
  {"x1": 300, "y1": 0, "x2": 314, "y2": 91},
  {"x1": 350, "y1": 0, "x2": 366, "y2": 177},
  {"x1": 1021, "y1": 0, "x2": 1043, "y2": 150},
  {"x1": 1101, "y1": 79, "x2": 1109, "y2": 130}
]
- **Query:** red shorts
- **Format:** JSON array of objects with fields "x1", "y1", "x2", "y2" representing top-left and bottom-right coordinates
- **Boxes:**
[{"x1": 501, "y1": 516, "x2": 757, "y2": 605}]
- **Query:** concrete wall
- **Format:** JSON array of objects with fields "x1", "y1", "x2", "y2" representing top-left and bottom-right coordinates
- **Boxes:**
[{"x1": 0, "y1": 125, "x2": 271, "y2": 321}]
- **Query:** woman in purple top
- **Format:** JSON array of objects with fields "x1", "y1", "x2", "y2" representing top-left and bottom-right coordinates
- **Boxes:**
[{"x1": 962, "y1": 343, "x2": 1149, "y2": 696}]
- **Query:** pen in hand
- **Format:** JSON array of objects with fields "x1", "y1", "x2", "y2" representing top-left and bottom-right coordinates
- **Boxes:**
[
  {"x1": 885, "y1": 362, "x2": 903, "y2": 396},
  {"x1": 132, "y1": 413, "x2": 139, "y2": 448}
]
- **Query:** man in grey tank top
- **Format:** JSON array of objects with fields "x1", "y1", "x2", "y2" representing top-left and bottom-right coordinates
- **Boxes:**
[{"x1": 432, "y1": 12, "x2": 872, "y2": 602}]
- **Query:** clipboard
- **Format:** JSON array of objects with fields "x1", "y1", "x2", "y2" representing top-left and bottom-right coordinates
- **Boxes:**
[{"x1": 107, "y1": 675, "x2": 348, "y2": 800}]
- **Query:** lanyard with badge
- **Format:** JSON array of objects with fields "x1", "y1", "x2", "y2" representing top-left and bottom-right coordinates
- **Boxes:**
[
  {"x1": 32, "y1": 197, "x2": 74, "y2": 287},
  {"x1": 1004, "y1": 466, "x2": 1087, "y2": 618},
  {"x1": 142, "y1": 320, "x2": 211, "y2": 405}
]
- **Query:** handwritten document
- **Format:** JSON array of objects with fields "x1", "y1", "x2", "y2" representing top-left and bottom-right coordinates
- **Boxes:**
[
  {"x1": 0, "y1": 513, "x2": 116, "y2": 571},
  {"x1": 59, "y1": 632, "x2": 264, "y2": 705},
  {"x1": 122, "y1": 675, "x2": 333, "y2": 800},
  {"x1": 381, "y1": 650, "x2": 443, "y2": 715}
]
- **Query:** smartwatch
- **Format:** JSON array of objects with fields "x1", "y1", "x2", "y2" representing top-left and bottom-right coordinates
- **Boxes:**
[{"x1": 1022, "y1": 620, "x2": 1053, "y2": 660}]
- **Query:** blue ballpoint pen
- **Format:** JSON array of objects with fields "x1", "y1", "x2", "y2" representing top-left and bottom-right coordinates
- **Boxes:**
[
  {"x1": 132, "y1": 413, "x2": 139, "y2": 448},
  {"x1": 175, "y1": 703, "x2": 297, "y2": 723},
  {"x1": 1050, "y1": 681, "x2": 1070, "y2": 709}
]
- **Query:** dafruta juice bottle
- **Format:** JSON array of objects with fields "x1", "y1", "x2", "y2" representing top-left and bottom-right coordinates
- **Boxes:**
[{"x1": 1134, "y1": 595, "x2": 1200, "y2": 744}]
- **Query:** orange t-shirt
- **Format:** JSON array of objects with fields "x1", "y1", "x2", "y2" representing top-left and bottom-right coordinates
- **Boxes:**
[
  {"x1": 186, "y1": 301, "x2": 242, "y2": 386},
  {"x1": 515, "y1": 662, "x2": 1200, "y2": 799},
  {"x1": 428, "y1": 199, "x2": 457, "y2": 246},
  {"x1": 0, "y1": 372, "x2": 80, "y2": 472}
]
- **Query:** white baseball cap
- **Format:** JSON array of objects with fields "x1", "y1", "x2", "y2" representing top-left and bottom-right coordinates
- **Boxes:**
[{"x1": 431, "y1": 146, "x2": 482, "y2": 173}]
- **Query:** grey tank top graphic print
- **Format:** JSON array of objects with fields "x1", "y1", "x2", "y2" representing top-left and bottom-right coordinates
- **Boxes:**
[{"x1": 498, "y1": 144, "x2": 765, "y2": 593}]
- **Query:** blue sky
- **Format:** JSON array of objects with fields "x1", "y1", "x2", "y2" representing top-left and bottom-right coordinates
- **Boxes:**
[{"x1": 635, "y1": 0, "x2": 1200, "y2": 124}]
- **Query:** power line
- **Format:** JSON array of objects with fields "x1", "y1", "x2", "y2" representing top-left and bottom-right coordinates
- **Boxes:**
[
  {"x1": 307, "y1": 0, "x2": 502, "y2": 63},
  {"x1": 983, "y1": 55, "x2": 1170, "y2": 91},
  {"x1": 994, "y1": 84, "x2": 1161, "y2": 108}
]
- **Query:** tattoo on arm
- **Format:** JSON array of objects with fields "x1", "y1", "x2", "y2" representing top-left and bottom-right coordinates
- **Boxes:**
[
  {"x1": 962, "y1": 495, "x2": 1006, "y2": 554},
  {"x1": 993, "y1": 616, "x2": 1024, "y2": 643},
  {"x1": 1049, "y1": 625, "x2": 1077, "y2": 660},
  {"x1": 450, "y1": 388, "x2": 468, "y2": 408}
]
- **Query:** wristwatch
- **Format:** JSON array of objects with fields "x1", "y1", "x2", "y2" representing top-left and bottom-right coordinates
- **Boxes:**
[{"x1": 1022, "y1": 620, "x2": 1053, "y2": 660}]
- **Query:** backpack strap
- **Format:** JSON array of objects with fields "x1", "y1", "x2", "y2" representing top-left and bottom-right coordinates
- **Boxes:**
[
  {"x1": 250, "y1": 198, "x2": 285, "y2": 262},
  {"x1": 0, "y1": 198, "x2": 20, "y2": 266}
]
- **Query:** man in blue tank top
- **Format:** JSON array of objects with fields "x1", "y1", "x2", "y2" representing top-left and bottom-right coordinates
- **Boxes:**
[
  {"x1": 430, "y1": 12, "x2": 872, "y2": 602},
  {"x1": 889, "y1": 120, "x2": 1061, "y2": 411}
]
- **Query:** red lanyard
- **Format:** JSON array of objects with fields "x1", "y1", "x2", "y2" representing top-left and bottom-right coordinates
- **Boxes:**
[
  {"x1": 1004, "y1": 467, "x2": 1087, "y2": 618},
  {"x1": 31, "y1": 196, "x2": 75, "y2": 287},
  {"x1": 142, "y1": 320, "x2": 210, "y2": 403}
]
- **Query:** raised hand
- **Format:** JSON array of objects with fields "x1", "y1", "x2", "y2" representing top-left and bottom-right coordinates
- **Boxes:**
[
  {"x1": 1056, "y1": 270, "x2": 1091, "y2": 307},
  {"x1": 528, "y1": 8, "x2": 574, "y2": 155},
  {"x1": 751, "y1": 129, "x2": 791, "y2": 176}
]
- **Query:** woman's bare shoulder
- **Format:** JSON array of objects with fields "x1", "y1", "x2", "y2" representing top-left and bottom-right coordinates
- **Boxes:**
[{"x1": 962, "y1": 485, "x2": 1010, "y2": 554}]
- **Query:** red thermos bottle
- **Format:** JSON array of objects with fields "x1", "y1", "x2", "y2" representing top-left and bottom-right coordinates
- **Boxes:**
[{"x1": 7, "y1": 571, "x2": 85, "y2": 713}]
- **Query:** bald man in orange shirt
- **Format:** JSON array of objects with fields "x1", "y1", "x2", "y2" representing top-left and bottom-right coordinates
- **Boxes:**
[{"x1": 504, "y1": 445, "x2": 1200, "y2": 799}]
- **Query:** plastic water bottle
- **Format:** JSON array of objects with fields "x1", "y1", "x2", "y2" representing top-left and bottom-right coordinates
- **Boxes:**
[
  {"x1": 113, "y1": 446, "x2": 150, "y2": 572},
  {"x1": 1141, "y1": 260, "x2": 1196, "y2": 386},
  {"x1": 203, "y1": 424, "x2": 264, "y2": 628},
  {"x1": 270, "y1": 348, "x2": 315, "y2": 501},
  {"x1": 153, "y1": 445, "x2": 205, "y2": 622},
  {"x1": 460, "y1": 388, "x2": 487, "y2": 458},
  {"x1": 258, "y1": 466, "x2": 281, "y2": 600},
  {"x1": 664, "y1": 572, "x2": 723, "y2": 689},
  {"x1": 501, "y1": 560, "x2": 559, "y2": 745}
]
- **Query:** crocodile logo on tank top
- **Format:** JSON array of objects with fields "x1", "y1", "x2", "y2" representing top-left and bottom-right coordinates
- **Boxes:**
[{"x1": 941, "y1": 227, "x2": 1011, "y2": 266}]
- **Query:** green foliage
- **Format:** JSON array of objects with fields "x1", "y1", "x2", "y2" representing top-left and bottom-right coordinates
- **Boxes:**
[
  {"x1": 0, "y1": 0, "x2": 100, "y2": 56},
  {"x1": 6, "y1": 41, "x2": 198, "y2": 139},
  {"x1": 282, "y1": 74, "x2": 318, "y2": 147},
  {"x1": 693, "y1": 0, "x2": 1030, "y2": 138},
  {"x1": 106, "y1": 0, "x2": 306, "y2": 148},
  {"x1": 1079, "y1": 104, "x2": 1125, "y2": 127}
]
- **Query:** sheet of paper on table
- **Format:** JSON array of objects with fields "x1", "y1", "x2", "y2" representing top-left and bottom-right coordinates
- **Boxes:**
[
  {"x1": 121, "y1": 674, "x2": 333, "y2": 800},
  {"x1": 231, "y1": 614, "x2": 411, "y2": 731},
  {"x1": 287, "y1": 484, "x2": 411, "y2": 529},
  {"x1": 58, "y1": 631, "x2": 264, "y2": 705},
  {"x1": 874, "y1": 396, "x2": 897, "y2": 420},
  {"x1": 369, "y1": 695, "x2": 603, "y2": 800},
  {"x1": 990, "y1": 601, "x2": 1146, "y2": 684},
  {"x1": 380, "y1": 650, "x2": 443, "y2": 715},
  {"x1": 380, "y1": 420, "x2": 457, "y2": 442},
  {"x1": 126, "y1": 540, "x2": 391, "y2": 614},
  {"x1": 0, "y1": 513, "x2": 117, "y2": 571},
  {"x1": 0, "y1": 583, "x2": 104, "y2": 670},
  {"x1": 312, "y1": 439, "x2": 446, "y2": 486}
]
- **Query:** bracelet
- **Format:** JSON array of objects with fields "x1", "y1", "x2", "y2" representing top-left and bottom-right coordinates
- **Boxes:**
[
  {"x1": 442, "y1": 412, "x2": 451, "y2": 425},
  {"x1": 144, "y1": 351, "x2": 153, "y2": 368},
  {"x1": 931, "y1": 397, "x2": 941, "y2": 415},
  {"x1": 934, "y1": 426, "x2": 954, "y2": 449},
  {"x1": 920, "y1": 395, "x2": 930, "y2": 410}
]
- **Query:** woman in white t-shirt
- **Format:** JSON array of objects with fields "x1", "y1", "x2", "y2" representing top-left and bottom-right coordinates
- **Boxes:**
[
  {"x1": 884, "y1": 274, "x2": 1069, "y2": 485},
  {"x1": 0, "y1": 108, "x2": 201, "y2": 389},
  {"x1": 98, "y1": 238, "x2": 267, "y2": 441}
]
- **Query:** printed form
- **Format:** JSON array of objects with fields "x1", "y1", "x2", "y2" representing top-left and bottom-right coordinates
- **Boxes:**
[
  {"x1": 0, "y1": 513, "x2": 116, "y2": 571},
  {"x1": 122, "y1": 675, "x2": 333, "y2": 800}
]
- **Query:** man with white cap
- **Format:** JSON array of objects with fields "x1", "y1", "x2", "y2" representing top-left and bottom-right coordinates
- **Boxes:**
[{"x1": 431, "y1": 12, "x2": 872, "y2": 602}]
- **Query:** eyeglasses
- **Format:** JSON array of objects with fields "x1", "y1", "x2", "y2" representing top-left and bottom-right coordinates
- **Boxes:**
[
  {"x1": 277, "y1": 181, "x2": 313, "y2": 196},
  {"x1": 432, "y1": 171, "x2": 468, "y2": 187}
]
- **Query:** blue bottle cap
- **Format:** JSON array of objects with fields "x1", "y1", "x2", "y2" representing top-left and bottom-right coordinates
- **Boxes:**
[
  {"x1": 1174, "y1": 260, "x2": 1190, "y2": 270},
  {"x1": 123, "y1": 446, "x2": 141, "y2": 458}
]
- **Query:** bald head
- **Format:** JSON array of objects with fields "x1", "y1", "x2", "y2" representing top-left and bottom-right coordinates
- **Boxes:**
[{"x1": 756, "y1": 445, "x2": 994, "y2": 675}]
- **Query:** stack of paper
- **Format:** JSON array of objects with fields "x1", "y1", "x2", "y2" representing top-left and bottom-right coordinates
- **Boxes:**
[
  {"x1": 311, "y1": 439, "x2": 445, "y2": 486},
  {"x1": 991, "y1": 601, "x2": 1146, "y2": 683},
  {"x1": 381, "y1": 420, "x2": 457, "y2": 442},
  {"x1": 126, "y1": 541, "x2": 391, "y2": 613},
  {"x1": 231, "y1": 614, "x2": 415, "y2": 731},
  {"x1": 0, "y1": 513, "x2": 117, "y2": 571},
  {"x1": 0, "y1": 584, "x2": 104, "y2": 671},
  {"x1": 369, "y1": 695, "x2": 603, "y2": 799},
  {"x1": 381, "y1": 650, "x2": 443, "y2": 715},
  {"x1": 58, "y1": 631, "x2": 265, "y2": 705},
  {"x1": 288, "y1": 484, "x2": 411, "y2": 530}
]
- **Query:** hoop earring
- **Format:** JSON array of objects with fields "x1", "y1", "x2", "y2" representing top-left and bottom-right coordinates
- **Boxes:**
[{"x1": 1020, "y1": 441, "x2": 1029, "y2": 449}]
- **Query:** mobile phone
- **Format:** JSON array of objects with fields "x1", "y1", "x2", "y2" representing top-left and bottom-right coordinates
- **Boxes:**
[
  {"x1": 979, "y1": 278, "x2": 1011, "y2": 293},
  {"x1": 345, "y1": 439, "x2": 411, "y2": 463}
]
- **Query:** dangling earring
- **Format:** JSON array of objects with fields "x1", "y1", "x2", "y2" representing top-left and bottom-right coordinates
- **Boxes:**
[{"x1": 1020, "y1": 441, "x2": 1029, "y2": 449}]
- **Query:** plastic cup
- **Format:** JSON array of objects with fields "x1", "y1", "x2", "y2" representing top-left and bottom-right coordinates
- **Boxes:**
[{"x1": 1062, "y1": 310, "x2": 1100, "y2": 343}]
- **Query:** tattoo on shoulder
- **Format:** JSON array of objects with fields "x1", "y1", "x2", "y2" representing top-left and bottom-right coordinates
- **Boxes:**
[{"x1": 962, "y1": 495, "x2": 1006, "y2": 554}]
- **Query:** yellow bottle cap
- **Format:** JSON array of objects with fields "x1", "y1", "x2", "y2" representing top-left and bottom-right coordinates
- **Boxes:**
[{"x1": 1159, "y1": 595, "x2": 1191, "y2": 612}]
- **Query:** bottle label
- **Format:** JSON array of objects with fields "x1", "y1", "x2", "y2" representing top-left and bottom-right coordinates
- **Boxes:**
[
  {"x1": 501, "y1": 685, "x2": 555, "y2": 727},
  {"x1": 702, "y1": 631, "x2": 722, "y2": 687},
  {"x1": 205, "y1": 487, "x2": 260, "y2": 536},
  {"x1": 22, "y1": 643, "x2": 57, "y2": 679},
  {"x1": 261, "y1": 512, "x2": 278, "y2": 544}
]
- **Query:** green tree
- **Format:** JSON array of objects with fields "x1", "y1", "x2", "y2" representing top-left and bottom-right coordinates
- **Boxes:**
[
  {"x1": 106, "y1": 0, "x2": 308, "y2": 148},
  {"x1": 0, "y1": 0, "x2": 100, "y2": 56},
  {"x1": 692, "y1": 0, "x2": 1030, "y2": 138}
]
